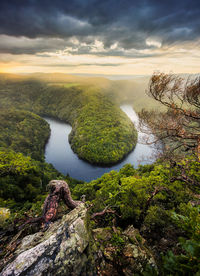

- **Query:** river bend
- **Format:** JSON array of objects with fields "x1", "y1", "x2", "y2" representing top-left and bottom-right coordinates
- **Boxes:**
[{"x1": 44, "y1": 105, "x2": 158, "y2": 181}]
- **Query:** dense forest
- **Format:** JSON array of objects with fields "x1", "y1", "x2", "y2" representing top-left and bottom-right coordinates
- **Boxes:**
[
  {"x1": 0, "y1": 73, "x2": 199, "y2": 275},
  {"x1": 0, "y1": 109, "x2": 50, "y2": 161}
]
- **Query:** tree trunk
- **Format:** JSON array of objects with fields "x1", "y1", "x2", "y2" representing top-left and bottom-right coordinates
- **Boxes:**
[
  {"x1": 43, "y1": 180, "x2": 81, "y2": 223},
  {"x1": 19, "y1": 180, "x2": 81, "y2": 230}
]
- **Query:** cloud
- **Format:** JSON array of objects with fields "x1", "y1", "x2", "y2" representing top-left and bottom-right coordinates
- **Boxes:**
[
  {"x1": 0, "y1": 0, "x2": 199, "y2": 57},
  {"x1": 38, "y1": 63, "x2": 124, "y2": 67},
  {"x1": 0, "y1": 35, "x2": 69, "y2": 54},
  {"x1": 0, "y1": 35, "x2": 164, "y2": 59}
]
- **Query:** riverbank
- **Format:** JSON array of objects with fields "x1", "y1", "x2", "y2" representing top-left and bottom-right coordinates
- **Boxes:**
[{"x1": 44, "y1": 105, "x2": 158, "y2": 181}]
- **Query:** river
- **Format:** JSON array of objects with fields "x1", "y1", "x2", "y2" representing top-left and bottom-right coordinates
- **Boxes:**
[{"x1": 44, "y1": 105, "x2": 158, "y2": 182}]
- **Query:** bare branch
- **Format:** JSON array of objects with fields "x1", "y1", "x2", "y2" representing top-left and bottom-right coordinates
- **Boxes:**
[{"x1": 139, "y1": 72, "x2": 200, "y2": 160}]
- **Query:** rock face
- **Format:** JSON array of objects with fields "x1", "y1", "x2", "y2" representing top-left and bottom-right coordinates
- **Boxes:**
[
  {"x1": 1, "y1": 204, "x2": 93, "y2": 276},
  {"x1": 1, "y1": 204, "x2": 156, "y2": 276}
]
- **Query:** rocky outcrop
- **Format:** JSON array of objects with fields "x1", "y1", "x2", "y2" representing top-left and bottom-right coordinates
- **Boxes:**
[
  {"x1": 1, "y1": 204, "x2": 156, "y2": 276},
  {"x1": 1, "y1": 204, "x2": 93, "y2": 276}
]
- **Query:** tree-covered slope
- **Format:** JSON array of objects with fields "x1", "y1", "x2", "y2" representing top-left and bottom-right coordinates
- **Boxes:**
[
  {"x1": 1, "y1": 155, "x2": 199, "y2": 275},
  {"x1": 72, "y1": 159, "x2": 200, "y2": 275},
  {"x1": 68, "y1": 91, "x2": 137, "y2": 164},
  {"x1": 0, "y1": 150, "x2": 57, "y2": 205},
  {"x1": 36, "y1": 85, "x2": 137, "y2": 164},
  {"x1": 0, "y1": 109, "x2": 50, "y2": 161}
]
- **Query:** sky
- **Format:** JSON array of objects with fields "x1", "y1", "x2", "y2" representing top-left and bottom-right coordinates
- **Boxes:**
[{"x1": 0, "y1": 0, "x2": 200, "y2": 76}]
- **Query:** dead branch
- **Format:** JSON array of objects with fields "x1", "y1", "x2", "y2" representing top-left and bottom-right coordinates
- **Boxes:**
[{"x1": 91, "y1": 206, "x2": 116, "y2": 220}]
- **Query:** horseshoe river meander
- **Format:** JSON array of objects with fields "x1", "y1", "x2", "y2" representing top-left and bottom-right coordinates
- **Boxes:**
[{"x1": 43, "y1": 105, "x2": 159, "y2": 182}]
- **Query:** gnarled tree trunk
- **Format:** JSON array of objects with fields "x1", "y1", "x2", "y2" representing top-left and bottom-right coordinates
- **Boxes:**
[
  {"x1": 19, "y1": 180, "x2": 81, "y2": 230},
  {"x1": 42, "y1": 180, "x2": 81, "y2": 224}
]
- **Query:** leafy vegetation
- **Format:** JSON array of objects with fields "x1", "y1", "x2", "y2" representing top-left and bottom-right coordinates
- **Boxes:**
[
  {"x1": 0, "y1": 149, "x2": 61, "y2": 205},
  {"x1": 72, "y1": 157, "x2": 200, "y2": 275},
  {"x1": 161, "y1": 203, "x2": 200, "y2": 275}
]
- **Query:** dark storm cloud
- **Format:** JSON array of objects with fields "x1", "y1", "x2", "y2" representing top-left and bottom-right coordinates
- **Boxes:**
[
  {"x1": 0, "y1": 36, "x2": 69, "y2": 54},
  {"x1": 0, "y1": 0, "x2": 200, "y2": 55}
]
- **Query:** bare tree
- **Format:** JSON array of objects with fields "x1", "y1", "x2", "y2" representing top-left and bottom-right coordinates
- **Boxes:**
[{"x1": 139, "y1": 72, "x2": 200, "y2": 161}]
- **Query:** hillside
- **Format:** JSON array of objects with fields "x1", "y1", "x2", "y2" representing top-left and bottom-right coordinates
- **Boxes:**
[{"x1": 0, "y1": 109, "x2": 50, "y2": 161}]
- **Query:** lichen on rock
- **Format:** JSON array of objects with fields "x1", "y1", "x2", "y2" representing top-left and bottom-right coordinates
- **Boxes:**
[
  {"x1": 92, "y1": 225, "x2": 157, "y2": 275},
  {"x1": 1, "y1": 204, "x2": 93, "y2": 276}
]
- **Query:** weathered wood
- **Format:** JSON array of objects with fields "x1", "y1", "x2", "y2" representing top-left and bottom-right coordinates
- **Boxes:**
[{"x1": 19, "y1": 180, "x2": 81, "y2": 230}]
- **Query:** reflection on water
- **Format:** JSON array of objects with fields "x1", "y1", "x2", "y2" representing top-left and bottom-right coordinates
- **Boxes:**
[{"x1": 44, "y1": 105, "x2": 158, "y2": 181}]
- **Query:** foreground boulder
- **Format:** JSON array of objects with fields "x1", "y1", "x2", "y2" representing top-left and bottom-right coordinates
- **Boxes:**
[{"x1": 1, "y1": 204, "x2": 93, "y2": 276}]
